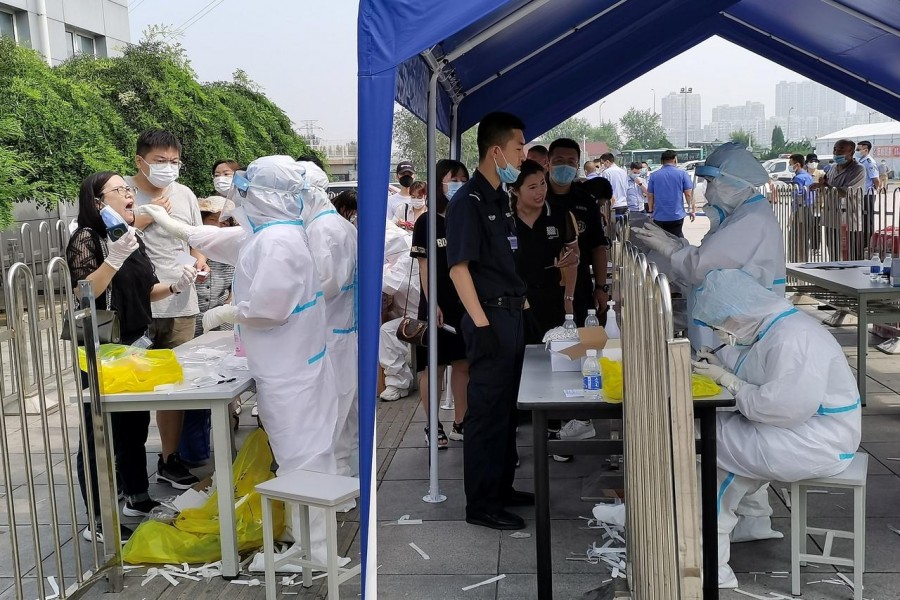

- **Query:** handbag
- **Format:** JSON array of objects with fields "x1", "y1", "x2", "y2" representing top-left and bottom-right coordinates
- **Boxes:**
[
  {"x1": 395, "y1": 253, "x2": 428, "y2": 346},
  {"x1": 61, "y1": 229, "x2": 122, "y2": 345}
]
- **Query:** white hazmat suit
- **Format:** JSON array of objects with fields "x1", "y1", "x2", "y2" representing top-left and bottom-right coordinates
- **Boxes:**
[
  {"x1": 379, "y1": 220, "x2": 420, "y2": 400},
  {"x1": 692, "y1": 269, "x2": 861, "y2": 588},
  {"x1": 297, "y1": 161, "x2": 359, "y2": 478}
]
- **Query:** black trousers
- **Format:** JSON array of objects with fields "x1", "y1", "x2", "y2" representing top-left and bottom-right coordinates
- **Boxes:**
[
  {"x1": 653, "y1": 218, "x2": 685, "y2": 238},
  {"x1": 573, "y1": 279, "x2": 608, "y2": 330},
  {"x1": 461, "y1": 305, "x2": 525, "y2": 515},
  {"x1": 76, "y1": 375, "x2": 151, "y2": 515}
]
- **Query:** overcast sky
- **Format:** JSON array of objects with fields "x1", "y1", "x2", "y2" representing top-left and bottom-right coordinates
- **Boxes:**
[{"x1": 129, "y1": 1, "x2": 859, "y2": 141}]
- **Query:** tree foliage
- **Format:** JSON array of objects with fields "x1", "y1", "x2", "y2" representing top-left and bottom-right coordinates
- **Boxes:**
[
  {"x1": 729, "y1": 129, "x2": 751, "y2": 148},
  {"x1": 537, "y1": 117, "x2": 622, "y2": 151},
  {"x1": 619, "y1": 108, "x2": 671, "y2": 149},
  {"x1": 761, "y1": 125, "x2": 813, "y2": 159},
  {"x1": 770, "y1": 126, "x2": 785, "y2": 151},
  {"x1": 391, "y1": 108, "x2": 479, "y2": 175},
  {"x1": 0, "y1": 29, "x2": 313, "y2": 226}
]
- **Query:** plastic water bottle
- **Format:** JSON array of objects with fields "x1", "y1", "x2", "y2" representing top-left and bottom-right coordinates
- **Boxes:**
[
  {"x1": 884, "y1": 253, "x2": 894, "y2": 279},
  {"x1": 582, "y1": 349, "x2": 601, "y2": 400},
  {"x1": 870, "y1": 253, "x2": 882, "y2": 280},
  {"x1": 584, "y1": 309, "x2": 600, "y2": 328},
  {"x1": 563, "y1": 313, "x2": 577, "y2": 336},
  {"x1": 605, "y1": 302, "x2": 621, "y2": 339}
]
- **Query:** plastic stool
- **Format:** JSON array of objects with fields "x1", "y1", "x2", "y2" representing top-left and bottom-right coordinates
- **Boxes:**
[
  {"x1": 256, "y1": 470, "x2": 361, "y2": 599},
  {"x1": 790, "y1": 453, "x2": 867, "y2": 600}
]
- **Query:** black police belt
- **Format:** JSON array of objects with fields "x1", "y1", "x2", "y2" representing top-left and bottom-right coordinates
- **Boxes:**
[{"x1": 482, "y1": 296, "x2": 526, "y2": 310}]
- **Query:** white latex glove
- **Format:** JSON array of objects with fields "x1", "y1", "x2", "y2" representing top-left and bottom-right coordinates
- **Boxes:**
[
  {"x1": 630, "y1": 222, "x2": 683, "y2": 257},
  {"x1": 172, "y1": 265, "x2": 197, "y2": 294},
  {"x1": 104, "y1": 229, "x2": 139, "y2": 271},
  {"x1": 203, "y1": 304, "x2": 238, "y2": 333},
  {"x1": 696, "y1": 347, "x2": 724, "y2": 367},
  {"x1": 691, "y1": 360, "x2": 745, "y2": 394},
  {"x1": 138, "y1": 204, "x2": 196, "y2": 241}
]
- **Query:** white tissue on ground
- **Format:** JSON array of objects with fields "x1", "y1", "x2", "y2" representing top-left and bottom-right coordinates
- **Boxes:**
[{"x1": 592, "y1": 503, "x2": 627, "y2": 527}]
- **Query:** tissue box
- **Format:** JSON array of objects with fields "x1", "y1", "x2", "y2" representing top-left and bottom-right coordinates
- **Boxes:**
[{"x1": 548, "y1": 327, "x2": 610, "y2": 372}]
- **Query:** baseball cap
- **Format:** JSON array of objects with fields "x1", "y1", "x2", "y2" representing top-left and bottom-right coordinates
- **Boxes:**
[{"x1": 396, "y1": 161, "x2": 415, "y2": 175}]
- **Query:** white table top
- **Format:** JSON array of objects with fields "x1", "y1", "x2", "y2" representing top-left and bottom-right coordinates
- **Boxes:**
[
  {"x1": 80, "y1": 331, "x2": 254, "y2": 406},
  {"x1": 255, "y1": 469, "x2": 360, "y2": 506},
  {"x1": 517, "y1": 345, "x2": 733, "y2": 409},
  {"x1": 788, "y1": 262, "x2": 900, "y2": 297}
]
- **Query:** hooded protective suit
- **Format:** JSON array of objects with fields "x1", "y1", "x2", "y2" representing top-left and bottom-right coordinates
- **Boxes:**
[
  {"x1": 692, "y1": 269, "x2": 861, "y2": 587},
  {"x1": 379, "y1": 220, "x2": 420, "y2": 397},
  {"x1": 298, "y1": 161, "x2": 359, "y2": 478}
]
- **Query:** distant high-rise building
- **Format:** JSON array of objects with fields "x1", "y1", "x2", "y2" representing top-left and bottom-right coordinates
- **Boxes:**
[
  {"x1": 661, "y1": 90, "x2": 701, "y2": 147},
  {"x1": 705, "y1": 101, "x2": 766, "y2": 143},
  {"x1": 775, "y1": 80, "x2": 847, "y2": 139}
]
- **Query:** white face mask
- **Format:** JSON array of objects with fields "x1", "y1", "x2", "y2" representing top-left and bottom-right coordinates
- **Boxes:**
[
  {"x1": 213, "y1": 175, "x2": 233, "y2": 196},
  {"x1": 141, "y1": 157, "x2": 180, "y2": 188},
  {"x1": 410, "y1": 198, "x2": 426, "y2": 209}
]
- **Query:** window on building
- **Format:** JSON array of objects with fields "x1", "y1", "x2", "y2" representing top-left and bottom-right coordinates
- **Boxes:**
[
  {"x1": 0, "y1": 10, "x2": 16, "y2": 42},
  {"x1": 65, "y1": 29, "x2": 95, "y2": 57}
]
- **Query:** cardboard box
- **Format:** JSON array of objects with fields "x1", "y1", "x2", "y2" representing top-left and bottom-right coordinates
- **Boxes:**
[{"x1": 548, "y1": 327, "x2": 611, "y2": 371}]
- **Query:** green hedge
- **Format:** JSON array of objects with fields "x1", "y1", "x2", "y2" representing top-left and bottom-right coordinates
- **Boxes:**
[{"x1": 0, "y1": 36, "x2": 317, "y2": 227}]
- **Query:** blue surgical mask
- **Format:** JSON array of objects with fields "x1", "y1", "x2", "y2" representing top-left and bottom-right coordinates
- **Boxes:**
[
  {"x1": 550, "y1": 165, "x2": 577, "y2": 186},
  {"x1": 493, "y1": 150, "x2": 520, "y2": 184},
  {"x1": 640, "y1": 168, "x2": 648, "y2": 176},
  {"x1": 833, "y1": 154, "x2": 847, "y2": 165},
  {"x1": 446, "y1": 181, "x2": 464, "y2": 198}
]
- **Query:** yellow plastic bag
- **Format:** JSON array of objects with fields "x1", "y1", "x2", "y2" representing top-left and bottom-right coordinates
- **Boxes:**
[
  {"x1": 599, "y1": 358, "x2": 722, "y2": 400},
  {"x1": 600, "y1": 357, "x2": 624, "y2": 402},
  {"x1": 123, "y1": 428, "x2": 285, "y2": 565},
  {"x1": 78, "y1": 344, "x2": 183, "y2": 394}
]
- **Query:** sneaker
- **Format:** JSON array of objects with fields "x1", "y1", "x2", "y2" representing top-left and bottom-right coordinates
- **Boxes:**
[
  {"x1": 449, "y1": 421, "x2": 464, "y2": 441},
  {"x1": 379, "y1": 385, "x2": 409, "y2": 402},
  {"x1": 552, "y1": 454, "x2": 573, "y2": 462},
  {"x1": 424, "y1": 423, "x2": 449, "y2": 449},
  {"x1": 250, "y1": 404, "x2": 259, "y2": 417},
  {"x1": 83, "y1": 522, "x2": 134, "y2": 544},
  {"x1": 157, "y1": 453, "x2": 200, "y2": 490},
  {"x1": 123, "y1": 497, "x2": 161, "y2": 518},
  {"x1": 559, "y1": 419, "x2": 596, "y2": 441}
]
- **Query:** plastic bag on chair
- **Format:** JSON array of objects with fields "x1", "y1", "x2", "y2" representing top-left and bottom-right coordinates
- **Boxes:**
[
  {"x1": 123, "y1": 429, "x2": 285, "y2": 564},
  {"x1": 78, "y1": 344, "x2": 183, "y2": 394}
]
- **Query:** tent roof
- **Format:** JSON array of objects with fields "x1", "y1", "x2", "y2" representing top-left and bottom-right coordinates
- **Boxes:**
[
  {"x1": 360, "y1": 0, "x2": 900, "y2": 138},
  {"x1": 817, "y1": 122, "x2": 900, "y2": 141}
]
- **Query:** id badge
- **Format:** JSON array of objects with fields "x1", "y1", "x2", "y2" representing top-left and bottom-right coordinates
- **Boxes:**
[{"x1": 508, "y1": 235, "x2": 518, "y2": 251}]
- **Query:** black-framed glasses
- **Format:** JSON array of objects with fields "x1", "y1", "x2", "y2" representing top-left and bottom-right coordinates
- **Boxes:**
[{"x1": 101, "y1": 185, "x2": 137, "y2": 197}]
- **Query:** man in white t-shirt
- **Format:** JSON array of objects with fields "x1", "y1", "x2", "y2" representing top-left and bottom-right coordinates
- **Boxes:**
[
  {"x1": 599, "y1": 152, "x2": 629, "y2": 218},
  {"x1": 387, "y1": 160, "x2": 415, "y2": 219},
  {"x1": 129, "y1": 129, "x2": 203, "y2": 491}
]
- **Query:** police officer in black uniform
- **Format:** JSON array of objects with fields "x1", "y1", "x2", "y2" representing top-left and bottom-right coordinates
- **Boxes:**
[
  {"x1": 545, "y1": 138, "x2": 611, "y2": 326},
  {"x1": 446, "y1": 111, "x2": 533, "y2": 530}
]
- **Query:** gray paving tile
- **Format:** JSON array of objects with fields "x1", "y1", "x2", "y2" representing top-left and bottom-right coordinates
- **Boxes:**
[
  {"x1": 860, "y1": 442, "x2": 900, "y2": 475},
  {"x1": 0, "y1": 483, "x2": 87, "y2": 526},
  {"x1": 374, "y1": 574, "x2": 497, "y2": 599},
  {"x1": 499, "y1": 519, "x2": 616, "y2": 575},
  {"x1": 862, "y1": 414, "x2": 900, "y2": 442},
  {"x1": 382, "y1": 447, "x2": 463, "y2": 481},
  {"x1": 377, "y1": 479, "x2": 466, "y2": 522},
  {"x1": 807, "y1": 517, "x2": 900, "y2": 574},
  {"x1": 729, "y1": 517, "x2": 793, "y2": 574},
  {"x1": 0, "y1": 525, "x2": 74, "y2": 578},
  {"x1": 497, "y1": 573, "x2": 617, "y2": 599},
  {"x1": 410, "y1": 403, "x2": 459, "y2": 424},
  {"x1": 862, "y1": 393, "x2": 900, "y2": 414},
  {"x1": 376, "y1": 520, "x2": 500, "y2": 575},
  {"x1": 722, "y1": 572, "x2": 900, "y2": 600},
  {"x1": 772, "y1": 474, "x2": 900, "y2": 519}
]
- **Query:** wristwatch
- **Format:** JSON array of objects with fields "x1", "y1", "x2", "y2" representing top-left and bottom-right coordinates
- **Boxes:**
[
  {"x1": 564, "y1": 295, "x2": 575, "y2": 301},
  {"x1": 599, "y1": 284, "x2": 610, "y2": 293},
  {"x1": 169, "y1": 283, "x2": 181, "y2": 295}
]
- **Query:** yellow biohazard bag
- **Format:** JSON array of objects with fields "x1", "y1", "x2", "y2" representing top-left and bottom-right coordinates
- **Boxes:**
[
  {"x1": 78, "y1": 344, "x2": 183, "y2": 394},
  {"x1": 123, "y1": 428, "x2": 285, "y2": 564},
  {"x1": 599, "y1": 358, "x2": 722, "y2": 401}
]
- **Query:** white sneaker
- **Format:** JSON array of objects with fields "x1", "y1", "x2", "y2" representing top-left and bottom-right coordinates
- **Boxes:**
[
  {"x1": 559, "y1": 419, "x2": 596, "y2": 441},
  {"x1": 718, "y1": 564, "x2": 738, "y2": 589},
  {"x1": 250, "y1": 404, "x2": 258, "y2": 417},
  {"x1": 731, "y1": 515, "x2": 784, "y2": 543},
  {"x1": 380, "y1": 385, "x2": 409, "y2": 402}
]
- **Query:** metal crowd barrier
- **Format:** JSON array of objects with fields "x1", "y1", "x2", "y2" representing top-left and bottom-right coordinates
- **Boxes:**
[
  {"x1": 1, "y1": 260, "x2": 120, "y2": 599},
  {"x1": 616, "y1": 241, "x2": 701, "y2": 599}
]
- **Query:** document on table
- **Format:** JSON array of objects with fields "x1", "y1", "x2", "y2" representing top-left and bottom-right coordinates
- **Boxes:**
[
  {"x1": 564, "y1": 389, "x2": 584, "y2": 398},
  {"x1": 798, "y1": 260, "x2": 872, "y2": 269}
]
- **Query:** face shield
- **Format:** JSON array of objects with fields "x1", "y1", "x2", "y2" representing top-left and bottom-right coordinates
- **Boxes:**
[{"x1": 221, "y1": 157, "x2": 309, "y2": 230}]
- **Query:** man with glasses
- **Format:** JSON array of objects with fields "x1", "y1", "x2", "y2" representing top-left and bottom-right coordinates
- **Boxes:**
[{"x1": 128, "y1": 129, "x2": 203, "y2": 490}]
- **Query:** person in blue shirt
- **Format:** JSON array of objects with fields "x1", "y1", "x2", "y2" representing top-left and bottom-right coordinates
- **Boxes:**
[
  {"x1": 790, "y1": 153, "x2": 814, "y2": 206},
  {"x1": 625, "y1": 161, "x2": 647, "y2": 213},
  {"x1": 646, "y1": 149, "x2": 695, "y2": 238},
  {"x1": 856, "y1": 140, "x2": 882, "y2": 244},
  {"x1": 789, "y1": 154, "x2": 816, "y2": 260}
]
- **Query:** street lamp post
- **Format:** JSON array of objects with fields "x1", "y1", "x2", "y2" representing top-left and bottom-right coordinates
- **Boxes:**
[
  {"x1": 598, "y1": 100, "x2": 607, "y2": 124},
  {"x1": 680, "y1": 86, "x2": 692, "y2": 148},
  {"x1": 788, "y1": 106, "x2": 795, "y2": 142},
  {"x1": 651, "y1": 88, "x2": 656, "y2": 114}
]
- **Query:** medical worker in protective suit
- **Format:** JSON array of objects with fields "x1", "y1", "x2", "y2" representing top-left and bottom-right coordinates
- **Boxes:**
[
  {"x1": 691, "y1": 269, "x2": 860, "y2": 588},
  {"x1": 631, "y1": 143, "x2": 788, "y2": 549},
  {"x1": 296, "y1": 160, "x2": 359, "y2": 480},
  {"x1": 139, "y1": 156, "x2": 342, "y2": 566}
]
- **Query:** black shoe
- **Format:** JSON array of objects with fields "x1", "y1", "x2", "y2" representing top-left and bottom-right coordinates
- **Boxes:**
[
  {"x1": 157, "y1": 453, "x2": 200, "y2": 490},
  {"x1": 122, "y1": 497, "x2": 161, "y2": 518},
  {"x1": 502, "y1": 490, "x2": 535, "y2": 507},
  {"x1": 448, "y1": 421, "x2": 464, "y2": 441},
  {"x1": 424, "y1": 424, "x2": 449, "y2": 449},
  {"x1": 83, "y1": 522, "x2": 134, "y2": 544},
  {"x1": 466, "y1": 509, "x2": 525, "y2": 530}
]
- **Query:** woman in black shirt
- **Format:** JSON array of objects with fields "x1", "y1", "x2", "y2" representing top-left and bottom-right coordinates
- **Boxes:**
[
  {"x1": 509, "y1": 160, "x2": 579, "y2": 344},
  {"x1": 410, "y1": 160, "x2": 470, "y2": 448},
  {"x1": 67, "y1": 171, "x2": 194, "y2": 541}
]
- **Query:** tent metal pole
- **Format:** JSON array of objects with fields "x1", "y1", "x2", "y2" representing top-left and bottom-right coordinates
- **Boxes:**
[
  {"x1": 443, "y1": 0, "x2": 551, "y2": 62},
  {"x1": 461, "y1": 0, "x2": 630, "y2": 98},
  {"x1": 449, "y1": 102, "x2": 460, "y2": 161},
  {"x1": 816, "y1": 0, "x2": 900, "y2": 38},
  {"x1": 722, "y1": 13, "x2": 900, "y2": 101},
  {"x1": 424, "y1": 65, "x2": 446, "y2": 505}
]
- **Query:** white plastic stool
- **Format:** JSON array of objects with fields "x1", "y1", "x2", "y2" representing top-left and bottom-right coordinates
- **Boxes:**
[
  {"x1": 256, "y1": 470, "x2": 361, "y2": 600},
  {"x1": 790, "y1": 452, "x2": 867, "y2": 600}
]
